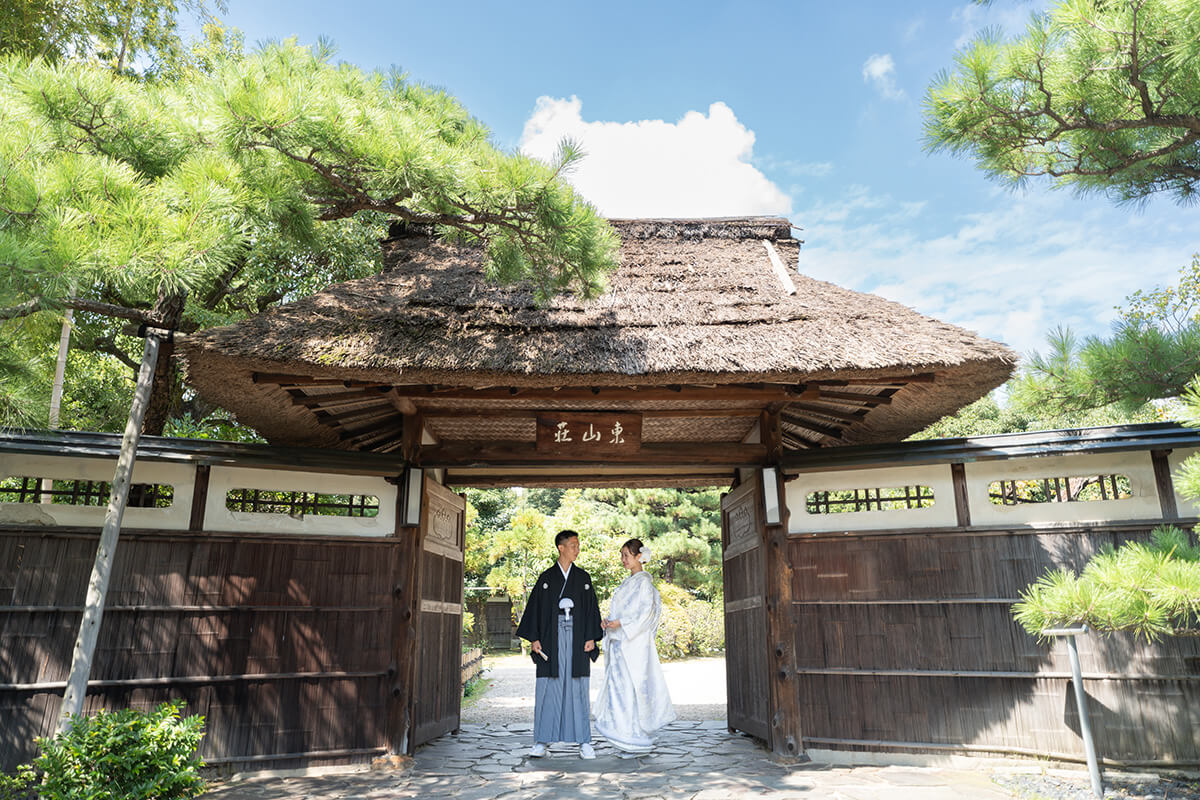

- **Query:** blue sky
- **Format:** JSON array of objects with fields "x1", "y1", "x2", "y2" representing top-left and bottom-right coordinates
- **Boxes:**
[{"x1": 203, "y1": 1, "x2": 1197, "y2": 359}]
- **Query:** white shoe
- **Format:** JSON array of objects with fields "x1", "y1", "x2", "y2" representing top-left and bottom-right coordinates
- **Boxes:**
[
  {"x1": 529, "y1": 742, "x2": 547, "y2": 758},
  {"x1": 579, "y1": 742, "x2": 596, "y2": 760}
]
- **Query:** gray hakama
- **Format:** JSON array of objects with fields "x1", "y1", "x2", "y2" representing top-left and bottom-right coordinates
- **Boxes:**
[{"x1": 533, "y1": 615, "x2": 591, "y2": 744}]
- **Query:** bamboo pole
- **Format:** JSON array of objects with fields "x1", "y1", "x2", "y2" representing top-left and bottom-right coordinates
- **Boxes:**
[{"x1": 56, "y1": 328, "x2": 167, "y2": 732}]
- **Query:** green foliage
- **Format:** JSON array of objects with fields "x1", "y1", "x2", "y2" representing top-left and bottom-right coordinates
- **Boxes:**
[
  {"x1": 462, "y1": 486, "x2": 727, "y2": 632},
  {"x1": 652, "y1": 583, "x2": 724, "y2": 661},
  {"x1": 1009, "y1": 259, "x2": 1200, "y2": 416},
  {"x1": 1013, "y1": 526, "x2": 1200, "y2": 640},
  {"x1": 910, "y1": 386, "x2": 1162, "y2": 441},
  {"x1": 925, "y1": 0, "x2": 1200, "y2": 206},
  {"x1": 0, "y1": 700, "x2": 205, "y2": 800},
  {"x1": 1173, "y1": 377, "x2": 1200, "y2": 501},
  {"x1": 0, "y1": 0, "x2": 224, "y2": 75},
  {"x1": 0, "y1": 39, "x2": 618, "y2": 435}
]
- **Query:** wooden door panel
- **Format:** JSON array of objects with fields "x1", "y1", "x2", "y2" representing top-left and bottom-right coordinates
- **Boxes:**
[
  {"x1": 722, "y1": 476, "x2": 770, "y2": 741},
  {"x1": 409, "y1": 478, "x2": 466, "y2": 749}
]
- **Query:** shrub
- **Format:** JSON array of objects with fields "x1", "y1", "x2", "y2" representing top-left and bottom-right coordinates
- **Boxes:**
[
  {"x1": 1, "y1": 700, "x2": 206, "y2": 800},
  {"x1": 655, "y1": 584, "x2": 724, "y2": 660}
]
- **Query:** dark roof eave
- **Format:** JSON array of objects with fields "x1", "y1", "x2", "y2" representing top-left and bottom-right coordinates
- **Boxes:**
[{"x1": 781, "y1": 422, "x2": 1200, "y2": 472}]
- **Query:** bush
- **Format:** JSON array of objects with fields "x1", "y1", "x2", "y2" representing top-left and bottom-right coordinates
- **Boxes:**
[
  {"x1": 655, "y1": 584, "x2": 724, "y2": 661},
  {"x1": 0, "y1": 700, "x2": 206, "y2": 800}
]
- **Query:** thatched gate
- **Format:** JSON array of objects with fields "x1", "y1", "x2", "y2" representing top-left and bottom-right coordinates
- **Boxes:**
[{"x1": 5, "y1": 218, "x2": 1199, "y2": 772}]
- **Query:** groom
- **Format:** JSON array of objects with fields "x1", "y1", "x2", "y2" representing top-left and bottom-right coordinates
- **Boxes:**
[{"x1": 516, "y1": 529, "x2": 603, "y2": 759}]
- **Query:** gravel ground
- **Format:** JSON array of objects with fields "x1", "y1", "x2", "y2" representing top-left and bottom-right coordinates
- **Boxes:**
[
  {"x1": 995, "y1": 771, "x2": 1200, "y2": 799},
  {"x1": 461, "y1": 652, "x2": 726, "y2": 726}
]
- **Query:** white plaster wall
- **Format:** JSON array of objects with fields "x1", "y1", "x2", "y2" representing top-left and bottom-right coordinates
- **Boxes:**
[
  {"x1": 786, "y1": 464, "x2": 957, "y2": 533},
  {"x1": 1168, "y1": 447, "x2": 1200, "y2": 518},
  {"x1": 0, "y1": 454, "x2": 194, "y2": 530},
  {"x1": 204, "y1": 465, "x2": 396, "y2": 536},
  {"x1": 965, "y1": 451, "x2": 1160, "y2": 527}
]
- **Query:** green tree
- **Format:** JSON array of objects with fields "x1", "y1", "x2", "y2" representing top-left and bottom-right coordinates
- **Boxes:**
[
  {"x1": 925, "y1": 0, "x2": 1200, "y2": 206},
  {"x1": 1011, "y1": 260, "x2": 1200, "y2": 415},
  {"x1": 0, "y1": 0, "x2": 223, "y2": 74},
  {"x1": 0, "y1": 41, "x2": 618, "y2": 434}
]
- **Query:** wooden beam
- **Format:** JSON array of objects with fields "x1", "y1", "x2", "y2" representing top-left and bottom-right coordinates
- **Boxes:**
[
  {"x1": 422, "y1": 441, "x2": 768, "y2": 467},
  {"x1": 781, "y1": 415, "x2": 844, "y2": 440},
  {"x1": 761, "y1": 409, "x2": 783, "y2": 463},
  {"x1": 387, "y1": 385, "x2": 814, "y2": 403},
  {"x1": 811, "y1": 390, "x2": 891, "y2": 406},
  {"x1": 782, "y1": 433, "x2": 815, "y2": 450},
  {"x1": 784, "y1": 401, "x2": 869, "y2": 424},
  {"x1": 343, "y1": 424, "x2": 406, "y2": 449},
  {"x1": 338, "y1": 415, "x2": 405, "y2": 443},
  {"x1": 447, "y1": 472, "x2": 733, "y2": 489},
  {"x1": 420, "y1": 407, "x2": 766, "y2": 419},
  {"x1": 363, "y1": 430, "x2": 408, "y2": 453},
  {"x1": 401, "y1": 414, "x2": 424, "y2": 464},
  {"x1": 291, "y1": 388, "x2": 389, "y2": 408},
  {"x1": 385, "y1": 388, "x2": 418, "y2": 416},
  {"x1": 316, "y1": 404, "x2": 397, "y2": 427},
  {"x1": 253, "y1": 372, "x2": 383, "y2": 387},
  {"x1": 813, "y1": 373, "x2": 935, "y2": 386}
]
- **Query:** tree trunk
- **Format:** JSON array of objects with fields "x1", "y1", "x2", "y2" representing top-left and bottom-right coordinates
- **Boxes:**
[
  {"x1": 57, "y1": 331, "x2": 164, "y2": 731},
  {"x1": 141, "y1": 291, "x2": 186, "y2": 436}
]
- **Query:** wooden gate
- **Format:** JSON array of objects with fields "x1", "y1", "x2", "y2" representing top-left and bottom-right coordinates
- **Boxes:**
[
  {"x1": 409, "y1": 478, "x2": 467, "y2": 749},
  {"x1": 721, "y1": 474, "x2": 770, "y2": 741}
]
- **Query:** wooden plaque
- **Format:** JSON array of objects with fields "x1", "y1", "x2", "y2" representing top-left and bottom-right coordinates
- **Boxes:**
[{"x1": 535, "y1": 412, "x2": 642, "y2": 455}]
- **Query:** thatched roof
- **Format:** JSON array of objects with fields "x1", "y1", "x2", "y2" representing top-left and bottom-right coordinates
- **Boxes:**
[{"x1": 181, "y1": 217, "x2": 1015, "y2": 471}]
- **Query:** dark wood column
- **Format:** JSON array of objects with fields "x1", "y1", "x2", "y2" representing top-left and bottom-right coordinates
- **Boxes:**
[
  {"x1": 387, "y1": 412, "x2": 424, "y2": 755},
  {"x1": 760, "y1": 409, "x2": 806, "y2": 759}
]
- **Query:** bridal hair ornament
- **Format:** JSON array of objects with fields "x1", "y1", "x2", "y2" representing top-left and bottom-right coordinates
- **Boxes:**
[{"x1": 638, "y1": 546, "x2": 651, "y2": 564}]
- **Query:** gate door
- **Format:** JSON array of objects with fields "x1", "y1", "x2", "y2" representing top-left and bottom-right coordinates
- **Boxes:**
[
  {"x1": 721, "y1": 474, "x2": 770, "y2": 740},
  {"x1": 410, "y1": 478, "x2": 467, "y2": 748}
]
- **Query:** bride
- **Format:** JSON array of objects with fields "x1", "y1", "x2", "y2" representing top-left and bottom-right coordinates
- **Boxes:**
[{"x1": 594, "y1": 537, "x2": 677, "y2": 753}]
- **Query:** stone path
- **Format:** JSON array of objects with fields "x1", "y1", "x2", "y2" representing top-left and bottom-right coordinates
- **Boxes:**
[
  {"x1": 462, "y1": 653, "x2": 726, "y2": 726},
  {"x1": 201, "y1": 720, "x2": 1019, "y2": 800}
]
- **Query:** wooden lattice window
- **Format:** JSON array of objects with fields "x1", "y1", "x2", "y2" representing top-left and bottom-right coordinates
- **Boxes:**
[
  {"x1": 0, "y1": 476, "x2": 174, "y2": 508},
  {"x1": 806, "y1": 486, "x2": 934, "y2": 514},
  {"x1": 225, "y1": 488, "x2": 380, "y2": 518},
  {"x1": 988, "y1": 475, "x2": 1131, "y2": 506}
]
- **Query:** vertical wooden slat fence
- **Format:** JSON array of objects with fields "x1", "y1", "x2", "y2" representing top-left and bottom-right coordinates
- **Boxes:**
[{"x1": 777, "y1": 424, "x2": 1200, "y2": 766}]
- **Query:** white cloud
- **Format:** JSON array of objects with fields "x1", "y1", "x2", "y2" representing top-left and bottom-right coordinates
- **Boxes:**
[
  {"x1": 518, "y1": 96, "x2": 792, "y2": 218},
  {"x1": 862, "y1": 53, "x2": 905, "y2": 100},
  {"x1": 794, "y1": 187, "x2": 1194, "y2": 360}
]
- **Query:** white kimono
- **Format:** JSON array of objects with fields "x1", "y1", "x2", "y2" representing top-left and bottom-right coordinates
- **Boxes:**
[{"x1": 594, "y1": 571, "x2": 677, "y2": 751}]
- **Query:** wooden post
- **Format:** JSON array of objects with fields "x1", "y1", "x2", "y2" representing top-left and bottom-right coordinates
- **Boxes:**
[
  {"x1": 760, "y1": 410, "x2": 806, "y2": 760},
  {"x1": 57, "y1": 328, "x2": 166, "y2": 731},
  {"x1": 1151, "y1": 450, "x2": 1179, "y2": 521},
  {"x1": 951, "y1": 463, "x2": 971, "y2": 527},
  {"x1": 188, "y1": 465, "x2": 211, "y2": 532},
  {"x1": 387, "y1": 418, "x2": 424, "y2": 755}
]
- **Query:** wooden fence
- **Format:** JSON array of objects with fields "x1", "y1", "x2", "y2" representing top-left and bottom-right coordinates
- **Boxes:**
[
  {"x1": 0, "y1": 431, "x2": 411, "y2": 772},
  {"x1": 461, "y1": 648, "x2": 482, "y2": 688},
  {"x1": 778, "y1": 423, "x2": 1200, "y2": 766}
]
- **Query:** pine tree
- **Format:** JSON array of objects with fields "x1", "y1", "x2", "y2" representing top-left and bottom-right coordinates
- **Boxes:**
[
  {"x1": 925, "y1": 0, "x2": 1200, "y2": 206},
  {"x1": 0, "y1": 40, "x2": 618, "y2": 434}
]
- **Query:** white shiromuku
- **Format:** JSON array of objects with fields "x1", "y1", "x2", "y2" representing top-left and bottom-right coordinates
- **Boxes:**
[{"x1": 594, "y1": 571, "x2": 677, "y2": 751}]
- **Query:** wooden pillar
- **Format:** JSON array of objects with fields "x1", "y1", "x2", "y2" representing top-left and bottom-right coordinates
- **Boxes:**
[
  {"x1": 1151, "y1": 450, "x2": 1179, "y2": 521},
  {"x1": 387, "y1": 414, "x2": 425, "y2": 756},
  {"x1": 951, "y1": 463, "x2": 971, "y2": 527},
  {"x1": 188, "y1": 465, "x2": 211, "y2": 532},
  {"x1": 387, "y1": 488, "x2": 422, "y2": 756},
  {"x1": 761, "y1": 409, "x2": 806, "y2": 760}
]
